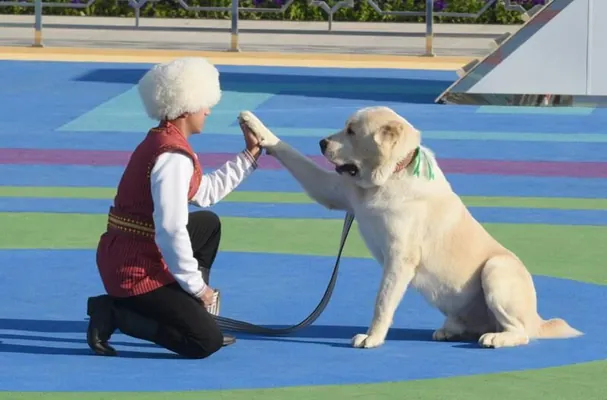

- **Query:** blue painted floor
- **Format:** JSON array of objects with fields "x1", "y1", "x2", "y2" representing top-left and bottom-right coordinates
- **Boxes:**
[
  {"x1": 0, "y1": 249, "x2": 606, "y2": 391},
  {"x1": 0, "y1": 59, "x2": 606, "y2": 392}
]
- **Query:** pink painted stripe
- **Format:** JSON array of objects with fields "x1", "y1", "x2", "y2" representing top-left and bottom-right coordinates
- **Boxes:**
[
  {"x1": 0, "y1": 148, "x2": 606, "y2": 178},
  {"x1": 437, "y1": 159, "x2": 607, "y2": 178},
  {"x1": 0, "y1": 148, "x2": 331, "y2": 170}
]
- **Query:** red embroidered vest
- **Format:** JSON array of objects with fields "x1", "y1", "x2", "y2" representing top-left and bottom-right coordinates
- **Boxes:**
[{"x1": 96, "y1": 121, "x2": 203, "y2": 297}]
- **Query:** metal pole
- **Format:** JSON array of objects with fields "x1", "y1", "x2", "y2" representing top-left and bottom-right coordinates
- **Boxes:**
[
  {"x1": 33, "y1": 0, "x2": 43, "y2": 47},
  {"x1": 425, "y1": 0, "x2": 434, "y2": 57},
  {"x1": 230, "y1": 0, "x2": 240, "y2": 52}
]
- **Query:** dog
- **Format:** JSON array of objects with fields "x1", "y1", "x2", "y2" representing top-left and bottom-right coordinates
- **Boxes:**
[{"x1": 238, "y1": 106, "x2": 582, "y2": 349}]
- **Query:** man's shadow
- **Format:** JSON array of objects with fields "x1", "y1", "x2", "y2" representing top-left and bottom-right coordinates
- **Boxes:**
[
  {"x1": 0, "y1": 318, "x2": 458, "y2": 356},
  {"x1": 0, "y1": 318, "x2": 179, "y2": 359}
]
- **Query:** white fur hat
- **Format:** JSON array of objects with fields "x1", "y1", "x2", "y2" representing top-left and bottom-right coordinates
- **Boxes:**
[{"x1": 137, "y1": 57, "x2": 222, "y2": 121}]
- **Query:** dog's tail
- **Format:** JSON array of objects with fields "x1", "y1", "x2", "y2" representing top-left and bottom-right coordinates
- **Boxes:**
[{"x1": 535, "y1": 318, "x2": 583, "y2": 339}]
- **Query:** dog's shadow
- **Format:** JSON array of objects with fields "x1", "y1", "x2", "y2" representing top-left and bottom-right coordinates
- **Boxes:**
[
  {"x1": 236, "y1": 325, "x2": 483, "y2": 349},
  {"x1": 230, "y1": 324, "x2": 450, "y2": 348},
  {"x1": 0, "y1": 318, "x2": 479, "y2": 356}
]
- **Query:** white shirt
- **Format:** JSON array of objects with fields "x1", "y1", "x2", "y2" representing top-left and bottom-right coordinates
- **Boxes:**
[{"x1": 149, "y1": 150, "x2": 258, "y2": 298}]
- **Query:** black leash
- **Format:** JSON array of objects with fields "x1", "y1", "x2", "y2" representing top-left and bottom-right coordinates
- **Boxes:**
[{"x1": 212, "y1": 212, "x2": 355, "y2": 335}]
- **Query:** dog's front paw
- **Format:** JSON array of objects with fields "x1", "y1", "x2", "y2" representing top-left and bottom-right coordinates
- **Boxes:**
[
  {"x1": 238, "y1": 111, "x2": 280, "y2": 148},
  {"x1": 478, "y1": 332, "x2": 529, "y2": 348},
  {"x1": 351, "y1": 333, "x2": 385, "y2": 349}
]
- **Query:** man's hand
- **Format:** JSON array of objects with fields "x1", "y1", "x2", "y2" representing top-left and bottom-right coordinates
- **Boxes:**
[
  {"x1": 240, "y1": 120, "x2": 261, "y2": 159},
  {"x1": 238, "y1": 111, "x2": 281, "y2": 149},
  {"x1": 199, "y1": 286, "x2": 216, "y2": 307},
  {"x1": 199, "y1": 287, "x2": 221, "y2": 316}
]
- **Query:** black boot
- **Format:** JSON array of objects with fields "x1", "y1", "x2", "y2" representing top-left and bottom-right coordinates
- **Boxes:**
[{"x1": 86, "y1": 295, "x2": 117, "y2": 356}]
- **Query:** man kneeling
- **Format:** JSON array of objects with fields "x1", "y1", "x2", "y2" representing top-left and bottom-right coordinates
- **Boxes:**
[{"x1": 86, "y1": 57, "x2": 261, "y2": 359}]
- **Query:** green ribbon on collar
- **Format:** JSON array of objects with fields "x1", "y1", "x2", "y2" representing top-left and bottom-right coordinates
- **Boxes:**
[{"x1": 411, "y1": 146, "x2": 435, "y2": 180}]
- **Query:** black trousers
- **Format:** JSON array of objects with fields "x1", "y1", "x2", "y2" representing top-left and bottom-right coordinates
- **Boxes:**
[{"x1": 112, "y1": 210, "x2": 224, "y2": 359}]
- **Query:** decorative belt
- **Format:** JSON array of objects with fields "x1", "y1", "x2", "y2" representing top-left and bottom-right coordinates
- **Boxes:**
[{"x1": 107, "y1": 211, "x2": 155, "y2": 238}]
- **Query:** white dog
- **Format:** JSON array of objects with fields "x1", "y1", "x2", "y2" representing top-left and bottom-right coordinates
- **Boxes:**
[{"x1": 238, "y1": 107, "x2": 582, "y2": 349}]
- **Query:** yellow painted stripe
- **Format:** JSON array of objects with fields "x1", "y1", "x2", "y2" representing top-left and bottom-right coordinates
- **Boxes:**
[{"x1": 0, "y1": 46, "x2": 471, "y2": 70}]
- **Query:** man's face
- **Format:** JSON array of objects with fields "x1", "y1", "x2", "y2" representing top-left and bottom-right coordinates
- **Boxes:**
[{"x1": 188, "y1": 107, "x2": 211, "y2": 134}]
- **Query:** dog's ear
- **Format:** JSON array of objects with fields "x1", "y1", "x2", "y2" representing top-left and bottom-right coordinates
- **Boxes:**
[{"x1": 378, "y1": 120, "x2": 405, "y2": 146}]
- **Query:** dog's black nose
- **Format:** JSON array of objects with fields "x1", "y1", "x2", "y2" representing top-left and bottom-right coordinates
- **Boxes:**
[{"x1": 319, "y1": 139, "x2": 328, "y2": 153}]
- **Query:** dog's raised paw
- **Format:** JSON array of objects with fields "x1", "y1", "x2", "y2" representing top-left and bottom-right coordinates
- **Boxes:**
[
  {"x1": 238, "y1": 111, "x2": 280, "y2": 147},
  {"x1": 351, "y1": 333, "x2": 384, "y2": 349}
]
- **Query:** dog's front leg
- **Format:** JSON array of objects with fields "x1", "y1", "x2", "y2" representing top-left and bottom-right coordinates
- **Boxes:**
[
  {"x1": 240, "y1": 110, "x2": 350, "y2": 211},
  {"x1": 268, "y1": 141, "x2": 351, "y2": 211},
  {"x1": 352, "y1": 256, "x2": 417, "y2": 349}
]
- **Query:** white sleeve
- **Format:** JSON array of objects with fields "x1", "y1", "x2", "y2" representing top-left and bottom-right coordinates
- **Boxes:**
[
  {"x1": 150, "y1": 151, "x2": 207, "y2": 298},
  {"x1": 190, "y1": 150, "x2": 258, "y2": 208}
]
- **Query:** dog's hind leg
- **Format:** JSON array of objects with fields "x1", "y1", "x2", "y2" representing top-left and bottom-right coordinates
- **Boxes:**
[
  {"x1": 477, "y1": 254, "x2": 539, "y2": 348},
  {"x1": 352, "y1": 254, "x2": 418, "y2": 349},
  {"x1": 432, "y1": 316, "x2": 468, "y2": 341}
]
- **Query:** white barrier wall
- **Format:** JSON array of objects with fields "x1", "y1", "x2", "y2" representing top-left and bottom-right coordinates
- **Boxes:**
[
  {"x1": 469, "y1": 0, "x2": 589, "y2": 95},
  {"x1": 437, "y1": 0, "x2": 607, "y2": 105},
  {"x1": 589, "y1": 0, "x2": 607, "y2": 95}
]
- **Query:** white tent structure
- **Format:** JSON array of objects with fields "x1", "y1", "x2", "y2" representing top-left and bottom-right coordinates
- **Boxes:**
[{"x1": 436, "y1": 0, "x2": 607, "y2": 107}]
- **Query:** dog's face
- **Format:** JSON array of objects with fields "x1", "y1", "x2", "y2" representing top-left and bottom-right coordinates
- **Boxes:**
[{"x1": 320, "y1": 106, "x2": 420, "y2": 188}]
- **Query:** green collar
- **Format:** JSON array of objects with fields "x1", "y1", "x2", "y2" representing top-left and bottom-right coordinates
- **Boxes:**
[{"x1": 411, "y1": 146, "x2": 435, "y2": 180}]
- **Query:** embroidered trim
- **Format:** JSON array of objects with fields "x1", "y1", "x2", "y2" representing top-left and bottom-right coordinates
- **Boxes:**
[
  {"x1": 243, "y1": 149, "x2": 259, "y2": 169},
  {"x1": 107, "y1": 212, "x2": 155, "y2": 238},
  {"x1": 146, "y1": 144, "x2": 203, "y2": 201},
  {"x1": 146, "y1": 145, "x2": 192, "y2": 179}
]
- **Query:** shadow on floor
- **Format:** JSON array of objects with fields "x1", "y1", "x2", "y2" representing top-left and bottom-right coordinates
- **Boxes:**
[
  {"x1": 0, "y1": 318, "x2": 175, "y2": 359},
  {"x1": 234, "y1": 324, "x2": 444, "y2": 348},
  {"x1": 0, "y1": 317, "x2": 472, "y2": 355}
]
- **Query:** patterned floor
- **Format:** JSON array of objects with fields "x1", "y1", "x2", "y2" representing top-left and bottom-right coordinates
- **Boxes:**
[{"x1": 0, "y1": 59, "x2": 605, "y2": 399}]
